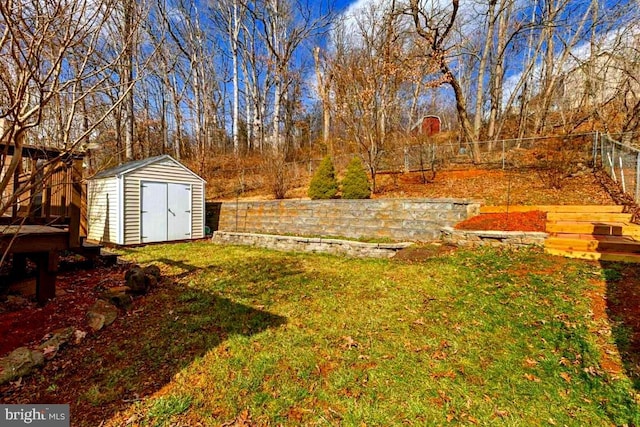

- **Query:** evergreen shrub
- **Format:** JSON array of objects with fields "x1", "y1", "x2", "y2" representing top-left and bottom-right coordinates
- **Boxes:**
[
  {"x1": 308, "y1": 156, "x2": 338, "y2": 199},
  {"x1": 341, "y1": 157, "x2": 371, "y2": 199}
]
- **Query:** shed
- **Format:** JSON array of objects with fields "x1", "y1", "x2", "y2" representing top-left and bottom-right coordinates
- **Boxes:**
[
  {"x1": 410, "y1": 115, "x2": 441, "y2": 137},
  {"x1": 87, "y1": 155, "x2": 206, "y2": 245}
]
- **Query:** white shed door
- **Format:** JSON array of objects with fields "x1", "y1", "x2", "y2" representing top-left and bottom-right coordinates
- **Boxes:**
[
  {"x1": 141, "y1": 181, "x2": 168, "y2": 243},
  {"x1": 141, "y1": 181, "x2": 192, "y2": 243},
  {"x1": 167, "y1": 183, "x2": 191, "y2": 240}
]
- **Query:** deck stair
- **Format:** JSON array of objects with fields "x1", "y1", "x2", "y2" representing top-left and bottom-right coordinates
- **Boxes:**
[
  {"x1": 71, "y1": 239, "x2": 119, "y2": 266},
  {"x1": 480, "y1": 205, "x2": 640, "y2": 263}
]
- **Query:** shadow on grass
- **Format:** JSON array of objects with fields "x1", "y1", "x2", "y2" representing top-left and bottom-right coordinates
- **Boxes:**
[
  {"x1": 0, "y1": 257, "x2": 286, "y2": 427},
  {"x1": 601, "y1": 261, "x2": 640, "y2": 390}
]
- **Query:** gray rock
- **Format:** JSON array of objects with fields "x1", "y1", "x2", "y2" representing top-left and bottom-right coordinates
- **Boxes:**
[
  {"x1": 87, "y1": 300, "x2": 118, "y2": 331},
  {"x1": 125, "y1": 267, "x2": 147, "y2": 294},
  {"x1": 143, "y1": 265, "x2": 161, "y2": 279},
  {"x1": 37, "y1": 327, "x2": 75, "y2": 359},
  {"x1": 99, "y1": 286, "x2": 133, "y2": 310},
  {"x1": 144, "y1": 274, "x2": 158, "y2": 289},
  {"x1": 0, "y1": 347, "x2": 45, "y2": 385}
]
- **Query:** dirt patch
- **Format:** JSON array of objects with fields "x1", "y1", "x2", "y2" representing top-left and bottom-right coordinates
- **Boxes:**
[
  {"x1": 601, "y1": 262, "x2": 640, "y2": 386},
  {"x1": 454, "y1": 211, "x2": 547, "y2": 232},
  {"x1": 394, "y1": 244, "x2": 457, "y2": 262},
  {"x1": 587, "y1": 279, "x2": 624, "y2": 376}
]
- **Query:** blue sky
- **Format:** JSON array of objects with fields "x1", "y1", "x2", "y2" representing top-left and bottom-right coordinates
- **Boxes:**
[{"x1": 334, "y1": 0, "x2": 356, "y2": 12}]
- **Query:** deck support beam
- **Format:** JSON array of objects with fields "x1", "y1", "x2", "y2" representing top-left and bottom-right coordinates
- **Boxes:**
[{"x1": 34, "y1": 251, "x2": 59, "y2": 304}]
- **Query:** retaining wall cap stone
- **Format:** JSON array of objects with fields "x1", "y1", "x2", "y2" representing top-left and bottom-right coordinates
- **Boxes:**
[{"x1": 223, "y1": 198, "x2": 481, "y2": 205}]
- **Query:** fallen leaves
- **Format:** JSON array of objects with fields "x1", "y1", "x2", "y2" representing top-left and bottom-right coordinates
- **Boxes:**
[
  {"x1": 341, "y1": 336, "x2": 359, "y2": 350},
  {"x1": 374, "y1": 168, "x2": 615, "y2": 206},
  {"x1": 431, "y1": 371, "x2": 456, "y2": 379},
  {"x1": 221, "y1": 409, "x2": 253, "y2": 427},
  {"x1": 494, "y1": 409, "x2": 509, "y2": 419},
  {"x1": 524, "y1": 373, "x2": 541, "y2": 382}
]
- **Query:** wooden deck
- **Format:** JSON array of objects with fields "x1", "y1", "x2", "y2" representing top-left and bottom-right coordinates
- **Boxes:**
[
  {"x1": 1, "y1": 141, "x2": 88, "y2": 303},
  {"x1": 1, "y1": 225, "x2": 69, "y2": 304}
]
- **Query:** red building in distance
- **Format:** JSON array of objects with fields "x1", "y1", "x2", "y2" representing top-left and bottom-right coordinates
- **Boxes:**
[{"x1": 410, "y1": 115, "x2": 441, "y2": 137}]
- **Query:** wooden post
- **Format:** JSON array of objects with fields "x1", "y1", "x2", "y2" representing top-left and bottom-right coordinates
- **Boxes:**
[
  {"x1": 68, "y1": 158, "x2": 83, "y2": 248},
  {"x1": 43, "y1": 163, "x2": 52, "y2": 220},
  {"x1": 11, "y1": 166, "x2": 20, "y2": 218},
  {"x1": 80, "y1": 182, "x2": 88, "y2": 238},
  {"x1": 35, "y1": 251, "x2": 58, "y2": 304},
  {"x1": 28, "y1": 158, "x2": 38, "y2": 220}
]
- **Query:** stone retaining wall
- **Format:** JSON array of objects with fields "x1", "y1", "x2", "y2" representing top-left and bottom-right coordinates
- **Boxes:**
[
  {"x1": 207, "y1": 199, "x2": 480, "y2": 242},
  {"x1": 441, "y1": 227, "x2": 548, "y2": 248},
  {"x1": 212, "y1": 231, "x2": 413, "y2": 258}
]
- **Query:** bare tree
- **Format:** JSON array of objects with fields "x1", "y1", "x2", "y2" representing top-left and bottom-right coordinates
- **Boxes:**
[
  {"x1": 405, "y1": 0, "x2": 481, "y2": 162},
  {"x1": 313, "y1": 46, "x2": 332, "y2": 152},
  {"x1": 471, "y1": 0, "x2": 497, "y2": 140},
  {"x1": 487, "y1": 0, "x2": 514, "y2": 140},
  {"x1": 330, "y1": 2, "x2": 424, "y2": 192},
  {"x1": 213, "y1": 0, "x2": 247, "y2": 155},
  {"x1": 248, "y1": 0, "x2": 331, "y2": 152},
  {"x1": 0, "y1": 0, "x2": 142, "y2": 218}
]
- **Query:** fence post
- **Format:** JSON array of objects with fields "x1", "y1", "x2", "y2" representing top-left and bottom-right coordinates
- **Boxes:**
[
  {"x1": 404, "y1": 147, "x2": 410, "y2": 173},
  {"x1": 607, "y1": 152, "x2": 617, "y2": 182},
  {"x1": 592, "y1": 131, "x2": 598, "y2": 166},
  {"x1": 619, "y1": 155, "x2": 626, "y2": 193},
  {"x1": 612, "y1": 143, "x2": 616, "y2": 178}
]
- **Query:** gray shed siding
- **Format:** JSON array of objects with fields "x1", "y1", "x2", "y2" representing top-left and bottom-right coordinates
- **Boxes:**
[
  {"x1": 87, "y1": 177, "x2": 120, "y2": 244},
  {"x1": 122, "y1": 158, "x2": 205, "y2": 245}
]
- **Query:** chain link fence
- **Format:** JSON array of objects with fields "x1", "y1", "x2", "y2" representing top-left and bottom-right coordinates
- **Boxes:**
[
  {"x1": 205, "y1": 133, "x2": 604, "y2": 199},
  {"x1": 596, "y1": 134, "x2": 640, "y2": 203},
  {"x1": 400, "y1": 133, "x2": 596, "y2": 172}
]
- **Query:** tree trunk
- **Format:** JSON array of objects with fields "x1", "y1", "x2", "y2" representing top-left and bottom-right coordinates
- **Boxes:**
[
  {"x1": 124, "y1": 0, "x2": 135, "y2": 161},
  {"x1": 488, "y1": 0, "x2": 511, "y2": 141},
  {"x1": 473, "y1": 0, "x2": 497, "y2": 140},
  {"x1": 313, "y1": 47, "x2": 332, "y2": 152},
  {"x1": 444, "y1": 63, "x2": 479, "y2": 162},
  {"x1": 231, "y1": 0, "x2": 240, "y2": 155}
]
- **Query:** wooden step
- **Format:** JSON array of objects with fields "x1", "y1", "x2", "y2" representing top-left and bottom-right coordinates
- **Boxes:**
[
  {"x1": 480, "y1": 205, "x2": 624, "y2": 214},
  {"x1": 545, "y1": 221, "x2": 640, "y2": 237},
  {"x1": 545, "y1": 247, "x2": 640, "y2": 263},
  {"x1": 546, "y1": 212, "x2": 632, "y2": 222},
  {"x1": 99, "y1": 249, "x2": 119, "y2": 266},
  {"x1": 545, "y1": 235, "x2": 640, "y2": 253}
]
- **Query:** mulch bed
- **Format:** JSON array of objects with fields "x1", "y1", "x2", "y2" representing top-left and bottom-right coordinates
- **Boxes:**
[
  {"x1": 454, "y1": 210, "x2": 547, "y2": 232},
  {"x1": 0, "y1": 263, "x2": 128, "y2": 357}
]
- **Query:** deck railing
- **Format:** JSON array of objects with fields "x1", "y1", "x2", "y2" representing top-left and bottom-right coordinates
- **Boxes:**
[{"x1": 0, "y1": 144, "x2": 86, "y2": 247}]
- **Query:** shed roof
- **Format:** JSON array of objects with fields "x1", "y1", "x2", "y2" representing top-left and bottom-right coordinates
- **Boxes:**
[{"x1": 91, "y1": 154, "x2": 205, "y2": 182}]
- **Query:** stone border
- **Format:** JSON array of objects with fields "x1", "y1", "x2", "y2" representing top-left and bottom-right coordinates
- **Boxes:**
[
  {"x1": 212, "y1": 231, "x2": 413, "y2": 258},
  {"x1": 441, "y1": 227, "x2": 548, "y2": 248}
]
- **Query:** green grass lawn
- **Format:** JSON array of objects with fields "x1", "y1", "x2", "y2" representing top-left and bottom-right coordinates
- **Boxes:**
[{"x1": 107, "y1": 242, "x2": 638, "y2": 426}]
